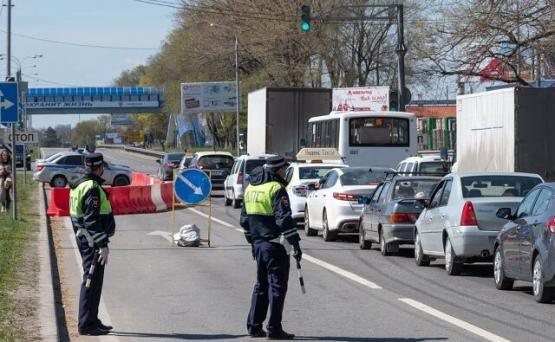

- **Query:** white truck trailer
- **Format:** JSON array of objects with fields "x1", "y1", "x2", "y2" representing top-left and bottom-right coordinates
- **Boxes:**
[
  {"x1": 247, "y1": 87, "x2": 332, "y2": 158},
  {"x1": 456, "y1": 87, "x2": 555, "y2": 180}
]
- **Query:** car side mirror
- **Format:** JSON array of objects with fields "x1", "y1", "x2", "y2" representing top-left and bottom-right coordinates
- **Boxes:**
[
  {"x1": 358, "y1": 196, "x2": 370, "y2": 205},
  {"x1": 307, "y1": 183, "x2": 317, "y2": 191},
  {"x1": 415, "y1": 198, "x2": 429, "y2": 209},
  {"x1": 156, "y1": 159, "x2": 161, "y2": 164},
  {"x1": 496, "y1": 207, "x2": 513, "y2": 220}
]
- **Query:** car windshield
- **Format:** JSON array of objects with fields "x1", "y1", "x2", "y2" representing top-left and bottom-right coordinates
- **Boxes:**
[
  {"x1": 167, "y1": 153, "x2": 184, "y2": 163},
  {"x1": 245, "y1": 159, "x2": 267, "y2": 174},
  {"x1": 461, "y1": 176, "x2": 542, "y2": 198},
  {"x1": 392, "y1": 179, "x2": 439, "y2": 200},
  {"x1": 339, "y1": 168, "x2": 389, "y2": 186},
  {"x1": 419, "y1": 162, "x2": 448, "y2": 175},
  {"x1": 299, "y1": 166, "x2": 338, "y2": 180},
  {"x1": 199, "y1": 155, "x2": 234, "y2": 169}
]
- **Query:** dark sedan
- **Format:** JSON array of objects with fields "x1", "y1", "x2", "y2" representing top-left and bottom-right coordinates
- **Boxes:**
[
  {"x1": 493, "y1": 182, "x2": 555, "y2": 303},
  {"x1": 157, "y1": 152, "x2": 185, "y2": 181},
  {"x1": 358, "y1": 176, "x2": 440, "y2": 255}
]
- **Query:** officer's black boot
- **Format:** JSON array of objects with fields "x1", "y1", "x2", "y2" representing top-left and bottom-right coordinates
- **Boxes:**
[{"x1": 266, "y1": 330, "x2": 295, "y2": 340}]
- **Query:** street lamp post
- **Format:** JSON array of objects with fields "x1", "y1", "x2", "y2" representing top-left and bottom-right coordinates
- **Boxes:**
[{"x1": 210, "y1": 23, "x2": 240, "y2": 156}]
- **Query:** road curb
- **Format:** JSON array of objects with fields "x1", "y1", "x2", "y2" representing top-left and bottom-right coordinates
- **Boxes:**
[{"x1": 38, "y1": 183, "x2": 70, "y2": 341}]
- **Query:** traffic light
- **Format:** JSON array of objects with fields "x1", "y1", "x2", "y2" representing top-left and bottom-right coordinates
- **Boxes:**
[
  {"x1": 300, "y1": 5, "x2": 311, "y2": 32},
  {"x1": 389, "y1": 89, "x2": 398, "y2": 111}
]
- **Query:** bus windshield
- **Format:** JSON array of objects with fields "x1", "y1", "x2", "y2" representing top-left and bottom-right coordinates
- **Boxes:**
[{"x1": 349, "y1": 117, "x2": 409, "y2": 147}]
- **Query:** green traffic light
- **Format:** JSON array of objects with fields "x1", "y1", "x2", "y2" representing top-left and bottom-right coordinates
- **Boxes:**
[{"x1": 301, "y1": 21, "x2": 310, "y2": 32}]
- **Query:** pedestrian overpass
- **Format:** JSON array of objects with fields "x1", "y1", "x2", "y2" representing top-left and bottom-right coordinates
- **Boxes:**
[{"x1": 24, "y1": 86, "x2": 164, "y2": 114}]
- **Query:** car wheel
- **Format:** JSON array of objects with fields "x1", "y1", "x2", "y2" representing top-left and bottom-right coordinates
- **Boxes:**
[
  {"x1": 359, "y1": 220, "x2": 371, "y2": 250},
  {"x1": 112, "y1": 175, "x2": 130, "y2": 187},
  {"x1": 304, "y1": 206, "x2": 317, "y2": 236},
  {"x1": 50, "y1": 175, "x2": 67, "y2": 188},
  {"x1": 493, "y1": 247, "x2": 514, "y2": 290},
  {"x1": 379, "y1": 228, "x2": 392, "y2": 256},
  {"x1": 232, "y1": 191, "x2": 241, "y2": 209},
  {"x1": 224, "y1": 190, "x2": 232, "y2": 206},
  {"x1": 322, "y1": 210, "x2": 337, "y2": 242},
  {"x1": 533, "y1": 256, "x2": 554, "y2": 303},
  {"x1": 414, "y1": 230, "x2": 430, "y2": 266},
  {"x1": 445, "y1": 238, "x2": 463, "y2": 275}
]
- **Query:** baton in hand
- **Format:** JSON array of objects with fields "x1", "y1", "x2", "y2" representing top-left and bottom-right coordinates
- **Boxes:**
[
  {"x1": 296, "y1": 259, "x2": 306, "y2": 294},
  {"x1": 85, "y1": 249, "x2": 99, "y2": 289}
]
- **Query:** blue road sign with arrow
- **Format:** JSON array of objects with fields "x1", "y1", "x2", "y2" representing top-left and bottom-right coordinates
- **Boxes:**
[
  {"x1": 0, "y1": 82, "x2": 18, "y2": 124},
  {"x1": 174, "y1": 169, "x2": 212, "y2": 204}
]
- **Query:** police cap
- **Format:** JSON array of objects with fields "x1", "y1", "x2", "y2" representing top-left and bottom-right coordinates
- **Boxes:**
[
  {"x1": 264, "y1": 155, "x2": 287, "y2": 170},
  {"x1": 85, "y1": 153, "x2": 104, "y2": 167}
]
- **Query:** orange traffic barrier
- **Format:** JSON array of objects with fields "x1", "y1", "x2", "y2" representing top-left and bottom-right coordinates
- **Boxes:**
[
  {"x1": 131, "y1": 172, "x2": 152, "y2": 186},
  {"x1": 47, "y1": 188, "x2": 70, "y2": 217},
  {"x1": 106, "y1": 186, "x2": 132, "y2": 215},
  {"x1": 161, "y1": 182, "x2": 174, "y2": 208}
]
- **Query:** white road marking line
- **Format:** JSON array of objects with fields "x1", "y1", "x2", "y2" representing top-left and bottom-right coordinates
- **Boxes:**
[
  {"x1": 147, "y1": 230, "x2": 173, "y2": 242},
  {"x1": 303, "y1": 254, "x2": 382, "y2": 289},
  {"x1": 399, "y1": 298, "x2": 511, "y2": 342},
  {"x1": 65, "y1": 219, "x2": 119, "y2": 341},
  {"x1": 187, "y1": 207, "x2": 237, "y2": 228}
]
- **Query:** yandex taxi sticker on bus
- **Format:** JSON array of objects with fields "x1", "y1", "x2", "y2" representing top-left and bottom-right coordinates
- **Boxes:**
[{"x1": 296, "y1": 148, "x2": 342, "y2": 161}]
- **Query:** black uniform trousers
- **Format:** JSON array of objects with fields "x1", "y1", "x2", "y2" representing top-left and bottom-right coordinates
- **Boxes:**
[
  {"x1": 247, "y1": 240, "x2": 290, "y2": 335},
  {"x1": 76, "y1": 234, "x2": 106, "y2": 331}
]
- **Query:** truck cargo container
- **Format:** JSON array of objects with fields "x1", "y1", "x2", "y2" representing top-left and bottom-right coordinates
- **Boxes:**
[
  {"x1": 247, "y1": 87, "x2": 332, "y2": 157},
  {"x1": 456, "y1": 87, "x2": 555, "y2": 180}
]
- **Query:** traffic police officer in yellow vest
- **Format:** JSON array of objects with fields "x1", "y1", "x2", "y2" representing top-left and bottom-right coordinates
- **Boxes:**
[
  {"x1": 70, "y1": 153, "x2": 115, "y2": 336},
  {"x1": 240, "y1": 155, "x2": 302, "y2": 340}
]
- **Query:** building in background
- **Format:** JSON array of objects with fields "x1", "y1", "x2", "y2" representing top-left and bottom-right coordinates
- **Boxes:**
[{"x1": 406, "y1": 100, "x2": 456, "y2": 151}]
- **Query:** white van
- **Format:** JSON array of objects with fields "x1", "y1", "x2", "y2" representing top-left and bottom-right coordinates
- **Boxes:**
[
  {"x1": 224, "y1": 154, "x2": 276, "y2": 208},
  {"x1": 396, "y1": 155, "x2": 450, "y2": 176}
]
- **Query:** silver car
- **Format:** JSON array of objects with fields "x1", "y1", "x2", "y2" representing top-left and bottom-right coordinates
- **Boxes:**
[
  {"x1": 34, "y1": 152, "x2": 133, "y2": 187},
  {"x1": 414, "y1": 172, "x2": 543, "y2": 275}
]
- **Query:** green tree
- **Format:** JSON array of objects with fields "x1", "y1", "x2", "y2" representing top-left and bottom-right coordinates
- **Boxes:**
[
  {"x1": 42, "y1": 127, "x2": 60, "y2": 147},
  {"x1": 71, "y1": 120, "x2": 102, "y2": 147}
]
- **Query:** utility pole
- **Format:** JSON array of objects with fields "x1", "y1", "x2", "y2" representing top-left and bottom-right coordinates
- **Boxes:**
[
  {"x1": 396, "y1": 4, "x2": 407, "y2": 111},
  {"x1": 536, "y1": 48, "x2": 542, "y2": 88},
  {"x1": 235, "y1": 36, "x2": 240, "y2": 156},
  {"x1": 6, "y1": 0, "x2": 17, "y2": 220}
]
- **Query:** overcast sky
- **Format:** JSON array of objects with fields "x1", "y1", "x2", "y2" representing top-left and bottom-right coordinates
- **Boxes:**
[{"x1": 0, "y1": 0, "x2": 175, "y2": 128}]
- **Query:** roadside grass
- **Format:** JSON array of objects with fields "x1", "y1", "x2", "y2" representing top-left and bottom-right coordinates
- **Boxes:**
[{"x1": 0, "y1": 176, "x2": 40, "y2": 340}]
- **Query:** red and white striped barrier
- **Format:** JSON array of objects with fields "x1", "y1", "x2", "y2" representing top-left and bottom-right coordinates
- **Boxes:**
[{"x1": 47, "y1": 172, "x2": 174, "y2": 217}]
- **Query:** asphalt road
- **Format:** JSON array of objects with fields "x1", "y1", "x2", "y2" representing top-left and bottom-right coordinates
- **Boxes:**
[{"x1": 47, "y1": 148, "x2": 555, "y2": 341}]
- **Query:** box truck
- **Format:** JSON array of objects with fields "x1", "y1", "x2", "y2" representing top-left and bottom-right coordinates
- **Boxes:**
[
  {"x1": 456, "y1": 87, "x2": 555, "y2": 180},
  {"x1": 247, "y1": 87, "x2": 332, "y2": 157}
]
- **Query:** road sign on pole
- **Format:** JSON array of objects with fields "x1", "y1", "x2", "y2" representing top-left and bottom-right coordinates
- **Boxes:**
[
  {"x1": 3, "y1": 131, "x2": 39, "y2": 144},
  {"x1": 0, "y1": 82, "x2": 18, "y2": 123},
  {"x1": 174, "y1": 169, "x2": 212, "y2": 204}
]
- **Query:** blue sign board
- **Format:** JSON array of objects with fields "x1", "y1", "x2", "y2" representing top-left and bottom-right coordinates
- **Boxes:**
[
  {"x1": 0, "y1": 82, "x2": 18, "y2": 123},
  {"x1": 174, "y1": 169, "x2": 212, "y2": 204}
]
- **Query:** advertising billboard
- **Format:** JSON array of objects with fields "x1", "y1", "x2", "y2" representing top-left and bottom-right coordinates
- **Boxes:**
[
  {"x1": 332, "y1": 86, "x2": 390, "y2": 112},
  {"x1": 181, "y1": 82, "x2": 238, "y2": 114}
]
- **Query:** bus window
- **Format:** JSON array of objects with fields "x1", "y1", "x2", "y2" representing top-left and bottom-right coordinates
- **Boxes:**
[{"x1": 349, "y1": 117, "x2": 409, "y2": 147}]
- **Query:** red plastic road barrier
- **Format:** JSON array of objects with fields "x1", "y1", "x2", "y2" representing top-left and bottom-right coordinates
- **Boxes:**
[
  {"x1": 47, "y1": 188, "x2": 70, "y2": 216},
  {"x1": 131, "y1": 172, "x2": 152, "y2": 186},
  {"x1": 161, "y1": 182, "x2": 174, "y2": 209},
  {"x1": 105, "y1": 186, "x2": 132, "y2": 215}
]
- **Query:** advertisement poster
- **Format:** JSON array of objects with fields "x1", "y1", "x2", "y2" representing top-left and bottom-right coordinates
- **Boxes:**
[
  {"x1": 181, "y1": 82, "x2": 238, "y2": 114},
  {"x1": 332, "y1": 86, "x2": 389, "y2": 112}
]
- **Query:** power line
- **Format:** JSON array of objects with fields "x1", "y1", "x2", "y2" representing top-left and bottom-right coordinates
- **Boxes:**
[
  {"x1": 0, "y1": 30, "x2": 159, "y2": 50},
  {"x1": 21, "y1": 73, "x2": 81, "y2": 87}
]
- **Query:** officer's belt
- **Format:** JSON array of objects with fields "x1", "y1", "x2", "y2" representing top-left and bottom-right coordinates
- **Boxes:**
[{"x1": 268, "y1": 235, "x2": 292, "y2": 255}]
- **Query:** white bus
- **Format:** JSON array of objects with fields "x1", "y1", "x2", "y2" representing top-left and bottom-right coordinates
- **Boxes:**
[{"x1": 307, "y1": 111, "x2": 417, "y2": 167}]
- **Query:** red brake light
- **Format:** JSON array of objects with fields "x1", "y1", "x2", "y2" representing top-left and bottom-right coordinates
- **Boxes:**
[
  {"x1": 333, "y1": 192, "x2": 360, "y2": 201},
  {"x1": 237, "y1": 172, "x2": 244, "y2": 184},
  {"x1": 460, "y1": 201, "x2": 478, "y2": 226},
  {"x1": 36, "y1": 163, "x2": 44, "y2": 171},
  {"x1": 390, "y1": 213, "x2": 420, "y2": 224},
  {"x1": 547, "y1": 217, "x2": 555, "y2": 234},
  {"x1": 293, "y1": 185, "x2": 307, "y2": 197}
]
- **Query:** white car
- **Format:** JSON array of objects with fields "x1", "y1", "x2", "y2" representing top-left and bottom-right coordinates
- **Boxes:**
[
  {"x1": 224, "y1": 154, "x2": 276, "y2": 208},
  {"x1": 304, "y1": 167, "x2": 392, "y2": 241},
  {"x1": 284, "y1": 162, "x2": 347, "y2": 225}
]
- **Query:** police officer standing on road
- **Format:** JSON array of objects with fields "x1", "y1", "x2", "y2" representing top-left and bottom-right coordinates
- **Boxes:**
[
  {"x1": 240, "y1": 155, "x2": 302, "y2": 340},
  {"x1": 69, "y1": 153, "x2": 115, "y2": 336}
]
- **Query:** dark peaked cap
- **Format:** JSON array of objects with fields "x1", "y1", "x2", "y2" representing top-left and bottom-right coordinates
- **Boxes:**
[
  {"x1": 85, "y1": 153, "x2": 104, "y2": 167},
  {"x1": 264, "y1": 155, "x2": 286, "y2": 170}
]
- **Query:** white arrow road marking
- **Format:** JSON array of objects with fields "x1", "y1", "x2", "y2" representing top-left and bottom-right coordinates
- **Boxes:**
[
  {"x1": 178, "y1": 174, "x2": 204, "y2": 196},
  {"x1": 0, "y1": 98, "x2": 14, "y2": 110},
  {"x1": 147, "y1": 230, "x2": 173, "y2": 242}
]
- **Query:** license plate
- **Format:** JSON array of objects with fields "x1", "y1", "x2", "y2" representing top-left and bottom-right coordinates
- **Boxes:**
[{"x1": 211, "y1": 170, "x2": 223, "y2": 176}]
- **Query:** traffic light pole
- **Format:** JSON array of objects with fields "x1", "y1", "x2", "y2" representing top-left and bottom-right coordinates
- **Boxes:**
[{"x1": 396, "y1": 4, "x2": 407, "y2": 111}]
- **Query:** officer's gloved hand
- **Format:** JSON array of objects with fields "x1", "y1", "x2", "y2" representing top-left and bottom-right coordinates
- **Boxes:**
[
  {"x1": 292, "y1": 244, "x2": 302, "y2": 262},
  {"x1": 251, "y1": 244, "x2": 255, "y2": 260},
  {"x1": 98, "y1": 247, "x2": 109, "y2": 266}
]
